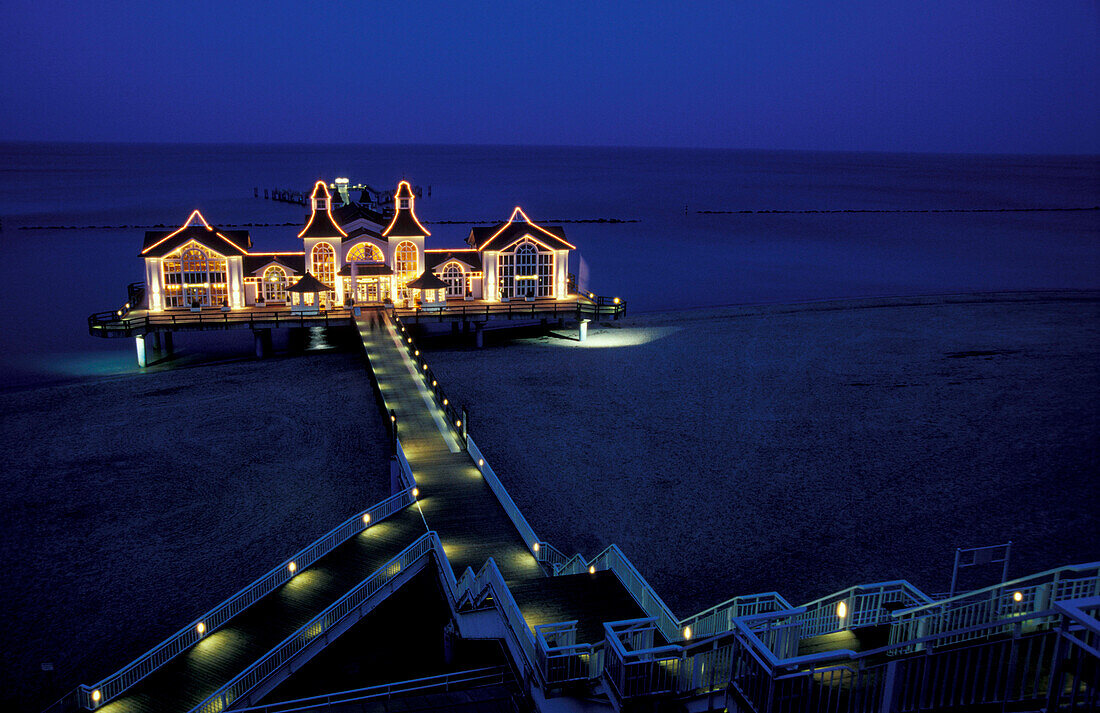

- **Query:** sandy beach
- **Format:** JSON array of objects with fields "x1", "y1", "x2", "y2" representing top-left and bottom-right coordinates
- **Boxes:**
[
  {"x1": 423, "y1": 291, "x2": 1100, "y2": 616},
  {"x1": 2, "y1": 291, "x2": 1097, "y2": 708},
  {"x1": 0, "y1": 350, "x2": 391, "y2": 709}
]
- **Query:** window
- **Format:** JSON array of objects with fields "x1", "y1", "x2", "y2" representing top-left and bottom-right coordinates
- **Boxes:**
[
  {"x1": 346, "y1": 242, "x2": 384, "y2": 263},
  {"x1": 311, "y1": 242, "x2": 336, "y2": 304},
  {"x1": 499, "y1": 239, "x2": 552, "y2": 299},
  {"x1": 162, "y1": 244, "x2": 228, "y2": 307},
  {"x1": 442, "y1": 263, "x2": 465, "y2": 298},
  {"x1": 400, "y1": 198, "x2": 409, "y2": 209},
  {"x1": 395, "y1": 241, "x2": 418, "y2": 298},
  {"x1": 262, "y1": 266, "x2": 287, "y2": 301}
]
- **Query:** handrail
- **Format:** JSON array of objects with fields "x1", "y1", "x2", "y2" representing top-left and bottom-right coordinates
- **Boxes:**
[
  {"x1": 892, "y1": 561, "x2": 1100, "y2": 617},
  {"x1": 466, "y1": 435, "x2": 540, "y2": 556},
  {"x1": 389, "y1": 313, "x2": 466, "y2": 443},
  {"x1": 230, "y1": 666, "x2": 510, "y2": 713},
  {"x1": 88, "y1": 307, "x2": 359, "y2": 335},
  {"x1": 75, "y1": 489, "x2": 415, "y2": 709},
  {"x1": 432, "y1": 539, "x2": 542, "y2": 677},
  {"x1": 191, "y1": 532, "x2": 438, "y2": 713}
]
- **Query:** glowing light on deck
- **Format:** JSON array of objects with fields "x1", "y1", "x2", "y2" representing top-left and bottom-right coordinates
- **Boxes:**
[
  {"x1": 288, "y1": 561, "x2": 297, "y2": 574},
  {"x1": 455, "y1": 419, "x2": 462, "y2": 428},
  {"x1": 589, "y1": 565, "x2": 596, "y2": 575},
  {"x1": 837, "y1": 601, "x2": 848, "y2": 619},
  {"x1": 362, "y1": 513, "x2": 371, "y2": 525},
  {"x1": 478, "y1": 458, "x2": 484, "y2": 467},
  {"x1": 1013, "y1": 591, "x2": 1023, "y2": 602},
  {"x1": 683, "y1": 626, "x2": 692, "y2": 640},
  {"x1": 411, "y1": 487, "x2": 419, "y2": 498},
  {"x1": 92, "y1": 690, "x2": 101, "y2": 703},
  {"x1": 196, "y1": 622, "x2": 206, "y2": 636},
  {"x1": 443, "y1": 398, "x2": 449, "y2": 406},
  {"x1": 532, "y1": 543, "x2": 540, "y2": 553},
  {"x1": 432, "y1": 380, "x2": 437, "y2": 386}
]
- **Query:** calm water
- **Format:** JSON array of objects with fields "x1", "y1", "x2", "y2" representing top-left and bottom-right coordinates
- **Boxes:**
[{"x1": 0, "y1": 143, "x2": 1097, "y2": 388}]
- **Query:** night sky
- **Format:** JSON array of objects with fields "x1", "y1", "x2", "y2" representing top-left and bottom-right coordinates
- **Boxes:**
[{"x1": 1, "y1": 0, "x2": 1097, "y2": 153}]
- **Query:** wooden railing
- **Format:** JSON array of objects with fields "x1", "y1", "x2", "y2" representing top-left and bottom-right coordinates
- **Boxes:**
[
  {"x1": 74, "y1": 489, "x2": 415, "y2": 710},
  {"x1": 393, "y1": 296, "x2": 625, "y2": 323},
  {"x1": 88, "y1": 307, "x2": 357, "y2": 336}
]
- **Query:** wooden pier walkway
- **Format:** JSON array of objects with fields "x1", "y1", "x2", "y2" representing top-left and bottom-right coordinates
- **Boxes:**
[
  {"x1": 97, "y1": 509, "x2": 426, "y2": 713},
  {"x1": 355, "y1": 310, "x2": 648, "y2": 643},
  {"x1": 87, "y1": 308, "x2": 644, "y2": 712}
]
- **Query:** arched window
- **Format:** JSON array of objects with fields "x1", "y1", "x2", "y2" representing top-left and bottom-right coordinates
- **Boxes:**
[
  {"x1": 162, "y1": 244, "x2": 228, "y2": 307},
  {"x1": 311, "y1": 242, "x2": 336, "y2": 304},
  {"x1": 442, "y1": 263, "x2": 465, "y2": 298},
  {"x1": 499, "y1": 239, "x2": 552, "y2": 299},
  {"x1": 262, "y1": 266, "x2": 287, "y2": 301},
  {"x1": 395, "y1": 241, "x2": 418, "y2": 298},
  {"x1": 346, "y1": 242, "x2": 384, "y2": 263}
]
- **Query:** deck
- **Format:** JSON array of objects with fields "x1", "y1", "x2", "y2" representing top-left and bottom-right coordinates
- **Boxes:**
[
  {"x1": 356, "y1": 310, "x2": 648, "y2": 643},
  {"x1": 88, "y1": 296, "x2": 624, "y2": 339}
]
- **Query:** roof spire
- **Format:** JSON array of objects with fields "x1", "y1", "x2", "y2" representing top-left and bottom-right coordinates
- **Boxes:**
[
  {"x1": 382, "y1": 180, "x2": 431, "y2": 237},
  {"x1": 298, "y1": 181, "x2": 347, "y2": 239}
]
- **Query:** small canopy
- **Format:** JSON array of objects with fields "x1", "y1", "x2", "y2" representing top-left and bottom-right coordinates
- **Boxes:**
[
  {"x1": 287, "y1": 272, "x2": 333, "y2": 293},
  {"x1": 405, "y1": 271, "x2": 449, "y2": 291}
]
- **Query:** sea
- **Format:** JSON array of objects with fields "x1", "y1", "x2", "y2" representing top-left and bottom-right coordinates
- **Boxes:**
[{"x1": 0, "y1": 142, "x2": 1097, "y2": 390}]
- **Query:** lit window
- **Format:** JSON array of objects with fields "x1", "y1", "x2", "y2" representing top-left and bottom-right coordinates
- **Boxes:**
[
  {"x1": 347, "y1": 242, "x2": 384, "y2": 263},
  {"x1": 395, "y1": 241, "x2": 418, "y2": 299},
  {"x1": 442, "y1": 263, "x2": 465, "y2": 298},
  {"x1": 311, "y1": 242, "x2": 336, "y2": 306},
  {"x1": 262, "y1": 266, "x2": 287, "y2": 301}
]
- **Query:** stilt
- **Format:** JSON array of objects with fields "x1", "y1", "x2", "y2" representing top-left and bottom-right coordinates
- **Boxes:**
[
  {"x1": 463, "y1": 320, "x2": 471, "y2": 335},
  {"x1": 451, "y1": 321, "x2": 460, "y2": 335},
  {"x1": 474, "y1": 322, "x2": 484, "y2": 348},
  {"x1": 135, "y1": 334, "x2": 148, "y2": 367},
  {"x1": 151, "y1": 331, "x2": 162, "y2": 352},
  {"x1": 557, "y1": 317, "x2": 565, "y2": 328},
  {"x1": 578, "y1": 319, "x2": 590, "y2": 342},
  {"x1": 253, "y1": 328, "x2": 272, "y2": 359},
  {"x1": 162, "y1": 331, "x2": 174, "y2": 356}
]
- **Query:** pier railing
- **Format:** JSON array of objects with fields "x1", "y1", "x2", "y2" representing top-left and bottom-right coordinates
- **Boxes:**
[
  {"x1": 88, "y1": 307, "x2": 357, "y2": 336},
  {"x1": 390, "y1": 313, "x2": 467, "y2": 444},
  {"x1": 191, "y1": 532, "x2": 437, "y2": 713},
  {"x1": 76, "y1": 489, "x2": 415, "y2": 710},
  {"x1": 393, "y1": 296, "x2": 625, "y2": 323},
  {"x1": 888, "y1": 562, "x2": 1100, "y2": 652}
]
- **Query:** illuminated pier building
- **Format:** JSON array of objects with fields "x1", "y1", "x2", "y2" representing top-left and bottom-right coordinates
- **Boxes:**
[{"x1": 140, "y1": 180, "x2": 574, "y2": 313}]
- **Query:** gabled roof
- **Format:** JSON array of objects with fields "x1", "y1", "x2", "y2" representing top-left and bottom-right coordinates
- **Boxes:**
[
  {"x1": 141, "y1": 210, "x2": 251, "y2": 257},
  {"x1": 286, "y1": 272, "x2": 333, "y2": 293},
  {"x1": 343, "y1": 225, "x2": 384, "y2": 243},
  {"x1": 424, "y1": 249, "x2": 482, "y2": 272},
  {"x1": 381, "y1": 180, "x2": 430, "y2": 237},
  {"x1": 405, "y1": 270, "x2": 449, "y2": 290},
  {"x1": 299, "y1": 181, "x2": 348, "y2": 239},
  {"x1": 338, "y1": 263, "x2": 393, "y2": 276},
  {"x1": 467, "y1": 207, "x2": 575, "y2": 252},
  {"x1": 244, "y1": 253, "x2": 305, "y2": 275}
]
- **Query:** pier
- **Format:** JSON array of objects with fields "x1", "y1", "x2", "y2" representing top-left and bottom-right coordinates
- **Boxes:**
[{"x1": 51, "y1": 305, "x2": 1100, "y2": 712}]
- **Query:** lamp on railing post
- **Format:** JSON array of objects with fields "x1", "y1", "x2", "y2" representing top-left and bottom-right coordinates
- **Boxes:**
[
  {"x1": 389, "y1": 409, "x2": 397, "y2": 456},
  {"x1": 461, "y1": 406, "x2": 468, "y2": 445}
]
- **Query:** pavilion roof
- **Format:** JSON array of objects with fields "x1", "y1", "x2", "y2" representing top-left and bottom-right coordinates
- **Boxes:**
[
  {"x1": 405, "y1": 270, "x2": 449, "y2": 290},
  {"x1": 286, "y1": 272, "x2": 333, "y2": 293}
]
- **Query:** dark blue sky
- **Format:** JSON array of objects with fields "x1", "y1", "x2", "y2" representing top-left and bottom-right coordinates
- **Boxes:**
[{"x1": 1, "y1": 1, "x2": 1097, "y2": 153}]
